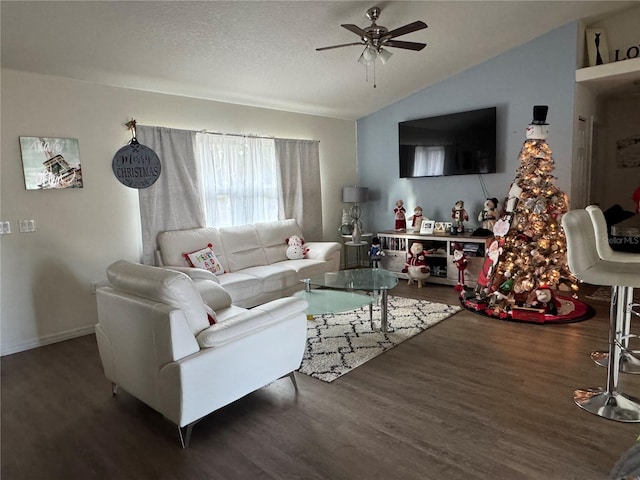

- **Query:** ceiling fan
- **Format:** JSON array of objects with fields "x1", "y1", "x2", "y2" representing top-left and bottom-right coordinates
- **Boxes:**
[{"x1": 317, "y1": 6, "x2": 427, "y2": 69}]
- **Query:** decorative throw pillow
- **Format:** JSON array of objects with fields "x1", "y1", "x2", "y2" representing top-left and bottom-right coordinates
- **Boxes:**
[
  {"x1": 204, "y1": 304, "x2": 217, "y2": 325},
  {"x1": 184, "y1": 244, "x2": 225, "y2": 276}
]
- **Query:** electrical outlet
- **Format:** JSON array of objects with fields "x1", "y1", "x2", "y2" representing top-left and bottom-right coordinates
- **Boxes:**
[
  {"x1": 19, "y1": 219, "x2": 36, "y2": 233},
  {"x1": 0, "y1": 221, "x2": 10, "y2": 234}
]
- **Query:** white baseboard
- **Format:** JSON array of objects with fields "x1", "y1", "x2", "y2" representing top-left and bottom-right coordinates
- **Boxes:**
[{"x1": 1, "y1": 325, "x2": 96, "y2": 356}]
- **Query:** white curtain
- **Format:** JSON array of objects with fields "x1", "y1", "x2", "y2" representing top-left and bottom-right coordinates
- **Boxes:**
[
  {"x1": 196, "y1": 133, "x2": 279, "y2": 228},
  {"x1": 275, "y1": 138, "x2": 322, "y2": 240},
  {"x1": 414, "y1": 146, "x2": 445, "y2": 176},
  {"x1": 137, "y1": 126, "x2": 205, "y2": 265}
]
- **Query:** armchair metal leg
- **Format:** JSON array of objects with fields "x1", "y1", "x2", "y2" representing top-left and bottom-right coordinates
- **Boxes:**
[
  {"x1": 288, "y1": 371, "x2": 298, "y2": 390},
  {"x1": 178, "y1": 423, "x2": 195, "y2": 449}
]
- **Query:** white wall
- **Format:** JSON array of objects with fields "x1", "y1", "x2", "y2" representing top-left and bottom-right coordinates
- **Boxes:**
[
  {"x1": 600, "y1": 96, "x2": 640, "y2": 211},
  {"x1": 0, "y1": 69, "x2": 356, "y2": 355}
]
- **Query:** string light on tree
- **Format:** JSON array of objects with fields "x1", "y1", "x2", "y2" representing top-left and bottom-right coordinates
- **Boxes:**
[
  {"x1": 493, "y1": 106, "x2": 576, "y2": 296},
  {"x1": 462, "y1": 106, "x2": 583, "y2": 323}
]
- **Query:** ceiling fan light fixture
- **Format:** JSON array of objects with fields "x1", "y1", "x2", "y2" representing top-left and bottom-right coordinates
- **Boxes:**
[
  {"x1": 358, "y1": 45, "x2": 377, "y2": 65},
  {"x1": 318, "y1": 7, "x2": 427, "y2": 86},
  {"x1": 378, "y1": 48, "x2": 393, "y2": 64}
]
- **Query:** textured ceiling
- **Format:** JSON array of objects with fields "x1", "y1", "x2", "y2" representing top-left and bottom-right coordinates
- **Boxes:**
[{"x1": 1, "y1": 1, "x2": 636, "y2": 120}]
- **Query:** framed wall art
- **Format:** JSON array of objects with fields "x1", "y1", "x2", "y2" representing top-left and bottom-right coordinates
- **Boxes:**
[
  {"x1": 616, "y1": 135, "x2": 640, "y2": 168},
  {"x1": 586, "y1": 28, "x2": 609, "y2": 67},
  {"x1": 19, "y1": 137, "x2": 83, "y2": 190}
]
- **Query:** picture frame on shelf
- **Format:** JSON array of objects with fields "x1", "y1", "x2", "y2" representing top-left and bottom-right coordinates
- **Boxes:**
[{"x1": 420, "y1": 220, "x2": 435, "y2": 235}]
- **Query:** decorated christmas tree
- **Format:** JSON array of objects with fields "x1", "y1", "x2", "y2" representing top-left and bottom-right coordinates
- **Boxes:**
[{"x1": 464, "y1": 106, "x2": 579, "y2": 322}]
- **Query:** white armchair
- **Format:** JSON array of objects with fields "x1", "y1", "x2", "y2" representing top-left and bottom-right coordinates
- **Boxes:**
[{"x1": 95, "y1": 260, "x2": 308, "y2": 447}]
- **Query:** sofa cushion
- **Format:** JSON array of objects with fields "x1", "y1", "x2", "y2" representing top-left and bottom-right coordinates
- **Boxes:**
[
  {"x1": 157, "y1": 228, "x2": 229, "y2": 272},
  {"x1": 184, "y1": 244, "x2": 225, "y2": 276},
  {"x1": 106, "y1": 260, "x2": 209, "y2": 335},
  {"x1": 240, "y1": 265, "x2": 299, "y2": 293},
  {"x1": 255, "y1": 219, "x2": 303, "y2": 264},
  {"x1": 278, "y1": 259, "x2": 333, "y2": 279},
  {"x1": 218, "y1": 224, "x2": 268, "y2": 272},
  {"x1": 217, "y1": 272, "x2": 264, "y2": 303}
]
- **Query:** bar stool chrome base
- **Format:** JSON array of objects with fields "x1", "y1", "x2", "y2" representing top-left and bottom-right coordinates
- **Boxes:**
[
  {"x1": 574, "y1": 388, "x2": 640, "y2": 422},
  {"x1": 591, "y1": 350, "x2": 640, "y2": 374}
]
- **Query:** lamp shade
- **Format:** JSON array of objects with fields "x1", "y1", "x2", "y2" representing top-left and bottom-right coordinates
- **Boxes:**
[
  {"x1": 342, "y1": 186, "x2": 369, "y2": 203},
  {"x1": 378, "y1": 48, "x2": 393, "y2": 64}
]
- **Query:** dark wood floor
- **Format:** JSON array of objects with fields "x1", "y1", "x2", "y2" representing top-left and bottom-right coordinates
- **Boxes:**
[{"x1": 3, "y1": 282, "x2": 639, "y2": 479}]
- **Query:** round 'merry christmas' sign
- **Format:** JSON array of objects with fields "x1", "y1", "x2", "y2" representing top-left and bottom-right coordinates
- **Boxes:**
[{"x1": 112, "y1": 138, "x2": 161, "y2": 189}]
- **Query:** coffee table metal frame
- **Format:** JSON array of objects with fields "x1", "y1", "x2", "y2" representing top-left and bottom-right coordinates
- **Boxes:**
[{"x1": 295, "y1": 268, "x2": 398, "y2": 332}]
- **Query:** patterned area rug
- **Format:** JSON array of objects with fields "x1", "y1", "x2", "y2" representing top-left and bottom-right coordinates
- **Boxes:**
[
  {"x1": 298, "y1": 296, "x2": 461, "y2": 382},
  {"x1": 586, "y1": 286, "x2": 640, "y2": 302}
]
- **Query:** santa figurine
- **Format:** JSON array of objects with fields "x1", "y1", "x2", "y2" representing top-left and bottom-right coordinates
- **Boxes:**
[
  {"x1": 452, "y1": 242, "x2": 468, "y2": 292},
  {"x1": 394, "y1": 200, "x2": 407, "y2": 231},
  {"x1": 474, "y1": 238, "x2": 503, "y2": 298},
  {"x1": 451, "y1": 200, "x2": 469, "y2": 233}
]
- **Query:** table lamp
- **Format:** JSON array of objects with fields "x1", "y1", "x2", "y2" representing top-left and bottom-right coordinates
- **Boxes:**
[{"x1": 342, "y1": 186, "x2": 369, "y2": 243}]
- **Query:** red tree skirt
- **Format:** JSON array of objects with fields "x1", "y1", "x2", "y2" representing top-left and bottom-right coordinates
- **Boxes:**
[{"x1": 459, "y1": 291, "x2": 594, "y2": 324}]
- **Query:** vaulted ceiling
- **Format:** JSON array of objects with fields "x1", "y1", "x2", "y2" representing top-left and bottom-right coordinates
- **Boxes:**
[{"x1": 1, "y1": 1, "x2": 635, "y2": 120}]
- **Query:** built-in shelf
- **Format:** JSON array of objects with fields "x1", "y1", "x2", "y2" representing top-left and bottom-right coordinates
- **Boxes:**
[{"x1": 576, "y1": 58, "x2": 640, "y2": 95}]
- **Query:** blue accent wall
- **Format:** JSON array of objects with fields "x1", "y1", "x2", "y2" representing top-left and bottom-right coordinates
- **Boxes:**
[{"x1": 357, "y1": 22, "x2": 578, "y2": 234}]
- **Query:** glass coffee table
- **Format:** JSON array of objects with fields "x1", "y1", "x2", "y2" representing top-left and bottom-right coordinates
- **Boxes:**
[{"x1": 294, "y1": 268, "x2": 398, "y2": 332}]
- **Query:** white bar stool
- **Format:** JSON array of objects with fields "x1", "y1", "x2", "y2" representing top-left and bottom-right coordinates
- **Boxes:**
[
  {"x1": 586, "y1": 205, "x2": 640, "y2": 374},
  {"x1": 562, "y1": 209, "x2": 640, "y2": 422}
]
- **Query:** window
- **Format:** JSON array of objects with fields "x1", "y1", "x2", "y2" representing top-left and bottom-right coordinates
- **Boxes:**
[{"x1": 196, "y1": 133, "x2": 279, "y2": 228}]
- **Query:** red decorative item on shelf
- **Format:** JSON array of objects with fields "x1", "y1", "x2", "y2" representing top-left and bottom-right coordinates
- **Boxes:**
[{"x1": 452, "y1": 242, "x2": 468, "y2": 292}]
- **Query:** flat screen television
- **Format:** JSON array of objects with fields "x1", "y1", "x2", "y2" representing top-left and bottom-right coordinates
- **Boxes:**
[{"x1": 399, "y1": 107, "x2": 497, "y2": 178}]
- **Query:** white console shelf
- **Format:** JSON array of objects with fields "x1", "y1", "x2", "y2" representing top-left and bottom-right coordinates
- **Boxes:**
[{"x1": 377, "y1": 230, "x2": 492, "y2": 288}]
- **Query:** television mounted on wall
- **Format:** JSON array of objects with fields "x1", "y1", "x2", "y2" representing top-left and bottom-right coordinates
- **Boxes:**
[{"x1": 399, "y1": 107, "x2": 497, "y2": 178}]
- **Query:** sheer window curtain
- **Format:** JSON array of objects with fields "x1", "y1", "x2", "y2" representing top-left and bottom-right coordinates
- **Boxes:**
[
  {"x1": 275, "y1": 139, "x2": 322, "y2": 240},
  {"x1": 137, "y1": 126, "x2": 205, "y2": 265},
  {"x1": 196, "y1": 133, "x2": 279, "y2": 228}
]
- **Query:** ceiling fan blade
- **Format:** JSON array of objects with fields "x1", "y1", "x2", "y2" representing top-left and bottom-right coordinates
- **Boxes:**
[
  {"x1": 383, "y1": 40, "x2": 426, "y2": 51},
  {"x1": 385, "y1": 21, "x2": 427, "y2": 39},
  {"x1": 316, "y1": 42, "x2": 365, "y2": 52},
  {"x1": 341, "y1": 24, "x2": 371, "y2": 40}
]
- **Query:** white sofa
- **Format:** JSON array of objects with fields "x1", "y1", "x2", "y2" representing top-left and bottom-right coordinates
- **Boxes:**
[
  {"x1": 156, "y1": 219, "x2": 342, "y2": 308},
  {"x1": 95, "y1": 260, "x2": 308, "y2": 447}
]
